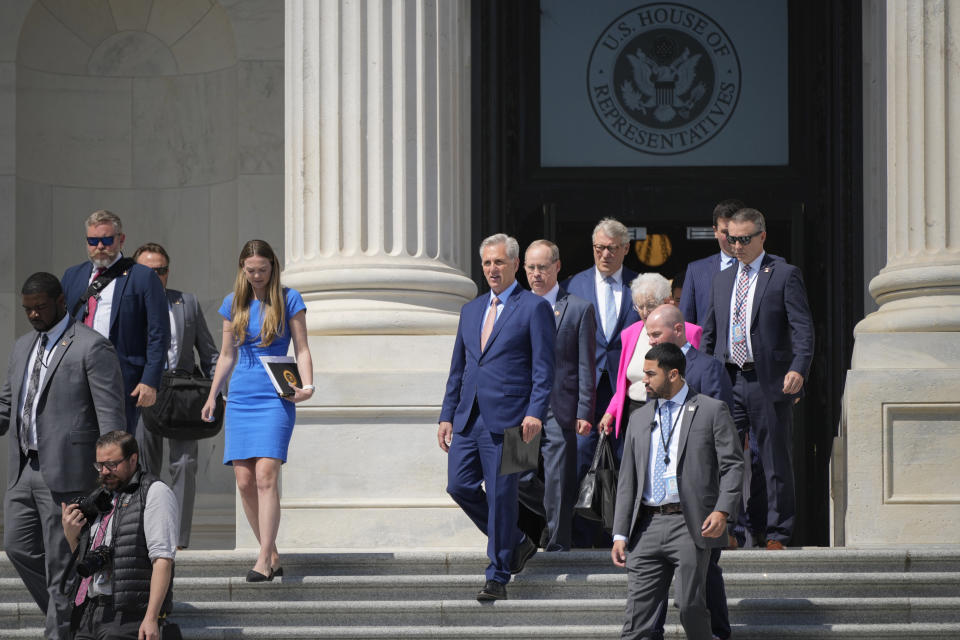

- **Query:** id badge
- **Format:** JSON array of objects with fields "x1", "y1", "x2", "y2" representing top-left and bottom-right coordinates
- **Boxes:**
[
  {"x1": 664, "y1": 472, "x2": 678, "y2": 497},
  {"x1": 732, "y1": 322, "x2": 746, "y2": 343}
]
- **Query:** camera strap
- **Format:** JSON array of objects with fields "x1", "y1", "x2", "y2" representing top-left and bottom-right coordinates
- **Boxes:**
[{"x1": 69, "y1": 257, "x2": 136, "y2": 321}]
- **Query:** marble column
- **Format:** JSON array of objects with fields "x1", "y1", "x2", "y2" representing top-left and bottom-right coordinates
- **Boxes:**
[
  {"x1": 253, "y1": 0, "x2": 481, "y2": 549},
  {"x1": 835, "y1": 0, "x2": 960, "y2": 545}
]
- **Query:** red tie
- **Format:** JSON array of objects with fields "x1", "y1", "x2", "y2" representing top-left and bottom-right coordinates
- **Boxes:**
[
  {"x1": 74, "y1": 495, "x2": 117, "y2": 606},
  {"x1": 84, "y1": 268, "x2": 105, "y2": 328}
]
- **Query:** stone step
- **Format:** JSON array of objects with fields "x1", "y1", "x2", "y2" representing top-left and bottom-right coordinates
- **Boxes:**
[
  {"x1": 6, "y1": 622, "x2": 960, "y2": 639},
  {"x1": 4, "y1": 569, "x2": 960, "y2": 604},
  {"x1": 5, "y1": 597, "x2": 960, "y2": 629}
]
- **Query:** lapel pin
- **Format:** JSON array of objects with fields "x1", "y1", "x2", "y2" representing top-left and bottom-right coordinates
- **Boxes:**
[
  {"x1": 762, "y1": 267, "x2": 771, "y2": 273},
  {"x1": 687, "y1": 406, "x2": 695, "y2": 412},
  {"x1": 554, "y1": 310, "x2": 560, "y2": 316}
]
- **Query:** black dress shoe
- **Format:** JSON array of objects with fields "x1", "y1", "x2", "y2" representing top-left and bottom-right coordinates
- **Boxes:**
[
  {"x1": 246, "y1": 568, "x2": 274, "y2": 583},
  {"x1": 271, "y1": 567, "x2": 284, "y2": 578},
  {"x1": 510, "y1": 535, "x2": 537, "y2": 574},
  {"x1": 476, "y1": 580, "x2": 507, "y2": 601}
]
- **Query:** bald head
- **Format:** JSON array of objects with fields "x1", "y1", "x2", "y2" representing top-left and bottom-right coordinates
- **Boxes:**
[{"x1": 644, "y1": 304, "x2": 687, "y2": 347}]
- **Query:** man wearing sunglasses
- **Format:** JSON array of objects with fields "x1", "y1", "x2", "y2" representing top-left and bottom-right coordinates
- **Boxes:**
[
  {"x1": 132, "y1": 242, "x2": 219, "y2": 550},
  {"x1": 0, "y1": 272, "x2": 125, "y2": 639},
  {"x1": 61, "y1": 210, "x2": 170, "y2": 434},
  {"x1": 701, "y1": 208, "x2": 814, "y2": 551},
  {"x1": 61, "y1": 430, "x2": 179, "y2": 640}
]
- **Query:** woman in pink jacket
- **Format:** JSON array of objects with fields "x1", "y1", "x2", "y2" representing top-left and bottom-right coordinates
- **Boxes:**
[{"x1": 597, "y1": 273, "x2": 701, "y2": 437}]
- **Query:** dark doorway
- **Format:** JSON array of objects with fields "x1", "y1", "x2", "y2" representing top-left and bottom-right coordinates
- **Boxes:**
[{"x1": 472, "y1": 0, "x2": 863, "y2": 546}]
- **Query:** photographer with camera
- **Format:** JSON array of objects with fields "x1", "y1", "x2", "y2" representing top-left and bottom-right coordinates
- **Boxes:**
[
  {"x1": 1, "y1": 272, "x2": 125, "y2": 640},
  {"x1": 61, "y1": 430, "x2": 179, "y2": 640}
]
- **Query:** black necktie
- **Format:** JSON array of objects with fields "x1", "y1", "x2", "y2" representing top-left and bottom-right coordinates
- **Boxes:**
[{"x1": 20, "y1": 334, "x2": 48, "y2": 455}]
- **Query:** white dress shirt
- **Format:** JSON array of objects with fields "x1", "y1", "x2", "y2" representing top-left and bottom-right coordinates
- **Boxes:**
[
  {"x1": 17, "y1": 313, "x2": 71, "y2": 450},
  {"x1": 166, "y1": 302, "x2": 179, "y2": 369},
  {"x1": 594, "y1": 266, "x2": 624, "y2": 337},
  {"x1": 87, "y1": 254, "x2": 124, "y2": 339},
  {"x1": 727, "y1": 252, "x2": 766, "y2": 364}
]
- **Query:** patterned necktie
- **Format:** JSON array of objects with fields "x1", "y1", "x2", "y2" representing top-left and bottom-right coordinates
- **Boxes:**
[
  {"x1": 74, "y1": 495, "x2": 117, "y2": 606},
  {"x1": 480, "y1": 296, "x2": 500, "y2": 351},
  {"x1": 84, "y1": 267, "x2": 105, "y2": 328},
  {"x1": 651, "y1": 400, "x2": 674, "y2": 504},
  {"x1": 731, "y1": 263, "x2": 752, "y2": 367},
  {"x1": 20, "y1": 334, "x2": 48, "y2": 455},
  {"x1": 603, "y1": 276, "x2": 618, "y2": 341}
]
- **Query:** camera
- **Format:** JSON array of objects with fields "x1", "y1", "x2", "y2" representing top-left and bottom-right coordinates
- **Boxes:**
[
  {"x1": 76, "y1": 545, "x2": 112, "y2": 578},
  {"x1": 71, "y1": 487, "x2": 112, "y2": 522}
]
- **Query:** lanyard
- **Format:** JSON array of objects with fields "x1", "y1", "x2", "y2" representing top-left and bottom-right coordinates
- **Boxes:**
[{"x1": 656, "y1": 398, "x2": 685, "y2": 465}]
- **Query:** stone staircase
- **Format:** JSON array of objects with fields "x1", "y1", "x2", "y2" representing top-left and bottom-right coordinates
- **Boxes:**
[{"x1": 3, "y1": 548, "x2": 960, "y2": 638}]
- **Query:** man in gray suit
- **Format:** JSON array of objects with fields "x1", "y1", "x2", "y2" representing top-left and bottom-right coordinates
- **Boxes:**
[
  {"x1": 519, "y1": 240, "x2": 596, "y2": 550},
  {"x1": 612, "y1": 343, "x2": 743, "y2": 640},
  {"x1": 0, "y1": 272, "x2": 125, "y2": 640},
  {"x1": 133, "y1": 243, "x2": 218, "y2": 549}
]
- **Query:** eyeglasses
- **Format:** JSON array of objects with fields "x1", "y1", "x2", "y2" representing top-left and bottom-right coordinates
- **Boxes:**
[
  {"x1": 86, "y1": 236, "x2": 116, "y2": 247},
  {"x1": 524, "y1": 262, "x2": 555, "y2": 273},
  {"x1": 593, "y1": 243, "x2": 623, "y2": 254},
  {"x1": 725, "y1": 231, "x2": 762, "y2": 246},
  {"x1": 634, "y1": 300, "x2": 661, "y2": 313},
  {"x1": 152, "y1": 266, "x2": 169, "y2": 276},
  {"x1": 93, "y1": 454, "x2": 131, "y2": 472}
]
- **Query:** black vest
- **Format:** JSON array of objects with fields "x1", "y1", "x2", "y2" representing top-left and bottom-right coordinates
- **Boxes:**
[{"x1": 108, "y1": 469, "x2": 174, "y2": 613}]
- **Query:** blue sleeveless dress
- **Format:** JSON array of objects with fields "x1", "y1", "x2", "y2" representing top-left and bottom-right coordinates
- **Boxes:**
[{"x1": 218, "y1": 288, "x2": 306, "y2": 464}]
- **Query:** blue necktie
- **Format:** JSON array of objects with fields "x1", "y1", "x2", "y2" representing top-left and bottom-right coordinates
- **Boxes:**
[
  {"x1": 651, "y1": 400, "x2": 674, "y2": 504},
  {"x1": 603, "y1": 276, "x2": 618, "y2": 341}
]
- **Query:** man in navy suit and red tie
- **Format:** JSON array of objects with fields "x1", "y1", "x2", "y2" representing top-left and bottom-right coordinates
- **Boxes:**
[
  {"x1": 61, "y1": 210, "x2": 170, "y2": 434},
  {"x1": 679, "y1": 199, "x2": 744, "y2": 326},
  {"x1": 702, "y1": 208, "x2": 814, "y2": 549},
  {"x1": 438, "y1": 233, "x2": 555, "y2": 601}
]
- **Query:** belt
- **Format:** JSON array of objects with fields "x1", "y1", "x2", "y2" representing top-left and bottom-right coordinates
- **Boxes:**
[
  {"x1": 725, "y1": 361, "x2": 755, "y2": 372},
  {"x1": 642, "y1": 502, "x2": 682, "y2": 516}
]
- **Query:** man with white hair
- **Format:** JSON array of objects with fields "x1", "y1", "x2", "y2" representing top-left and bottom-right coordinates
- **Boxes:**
[
  {"x1": 439, "y1": 233, "x2": 555, "y2": 600},
  {"x1": 564, "y1": 217, "x2": 639, "y2": 546}
]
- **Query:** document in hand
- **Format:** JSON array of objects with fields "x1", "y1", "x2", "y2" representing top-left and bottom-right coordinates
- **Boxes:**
[
  {"x1": 498, "y1": 425, "x2": 541, "y2": 476},
  {"x1": 259, "y1": 356, "x2": 302, "y2": 397}
]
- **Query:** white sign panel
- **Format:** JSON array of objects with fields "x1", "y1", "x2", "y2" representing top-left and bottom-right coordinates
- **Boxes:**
[{"x1": 541, "y1": 0, "x2": 789, "y2": 166}]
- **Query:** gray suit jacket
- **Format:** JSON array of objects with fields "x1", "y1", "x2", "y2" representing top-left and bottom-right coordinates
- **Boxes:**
[
  {"x1": 167, "y1": 289, "x2": 218, "y2": 377},
  {"x1": 550, "y1": 289, "x2": 596, "y2": 428},
  {"x1": 0, "y1": 320, "x2": 126, "y2": 493},
  {"x1": 613, "y1": 390, "x2": 743, "y2": 549}
]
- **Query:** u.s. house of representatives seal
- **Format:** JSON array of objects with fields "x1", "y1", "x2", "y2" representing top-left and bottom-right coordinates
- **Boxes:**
[{"x1": 587, "y1": 3, "x2": 741, "y2": 155}]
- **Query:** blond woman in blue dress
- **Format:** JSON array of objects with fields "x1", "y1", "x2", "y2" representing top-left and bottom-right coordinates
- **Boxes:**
[{"x1": 202, "y1": 239, "x2": 314, "y2": 581}]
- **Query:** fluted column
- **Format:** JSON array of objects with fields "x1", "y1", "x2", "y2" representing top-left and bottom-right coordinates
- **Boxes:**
[
  {"x1": 283, "y1": 0, "x2": 475, "y2": 334},
  {"x1": 258, "y1": 0, "x2": 481, "y2": 551},
  {"x1": 836, "y1": 0, "x2": 960, "y2": 547},
  {"x1": 857, "y1": 0, "x2": 960, "y2": 334}
]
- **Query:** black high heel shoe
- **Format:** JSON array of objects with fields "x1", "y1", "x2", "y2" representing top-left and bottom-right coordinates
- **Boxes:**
[{"x1": 245, "y1": 568, "x2": 275, "y2": 583}]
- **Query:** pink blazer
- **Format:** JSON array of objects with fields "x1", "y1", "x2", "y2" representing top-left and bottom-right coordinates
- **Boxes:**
[{"x1": 605, "y1": 320, "x2": 702, "y2": 437}]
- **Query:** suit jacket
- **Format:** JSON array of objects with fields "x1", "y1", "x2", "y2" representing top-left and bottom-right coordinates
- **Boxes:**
[
  {"x1": 605, "y1": 319, "x2": 703, "y2": 437},
  {"x1": 62, "y1": 260, "x2": 171, "y2": 393},
  {"x1": 684, "y1": 346, "x2": 734, "y2": 413},
  {"x1": 563, "y1": 267, "x2": 640, "y2": 388},
  {"x1": 701, "y1": 253, "x2": 814, "y2": 400},
  {"x1": 440, "y1": 287, "x2": 555, "y2": 433},
  {"x1": 167, "y1": 289, "x2": 218, "y2": 377},
  {"x1": 679, "y1": 252, "x2": 784, "y2": 326},
  {"x1": 612, "y1": 391, "x2": 743, "y2": 549},
  {"x1": 0, "y1": 321, "x2": 126, "y2": 493},
  {"x1": 550, "y1": 289, "x2": 596, "y2": 428}
]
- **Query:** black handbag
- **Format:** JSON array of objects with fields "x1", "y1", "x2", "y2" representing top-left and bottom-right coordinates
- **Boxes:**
[
  {"x1": 574, "y1": 429, "x2": 619, "y2": 533},
  {"x1": 141, "y1": 368, "x2": 224, "y2": 440}
]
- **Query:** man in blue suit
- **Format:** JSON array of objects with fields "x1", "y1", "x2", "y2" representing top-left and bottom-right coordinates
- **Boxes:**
[
  {"x1": 61, "y1": 210, "x2": 170, "y2": 434},
  {"x1": 702, "y1": 208, "x2": 814, "y2": 549},
  {"x1": 679, "y1": 199, "x2": 744, "y2": 326},
  {"x1": 646, "y1": 303, "x2": 736, "y2": 640},
  {"x1": 518, "y1": 239, "x2": 595, "y2": 551},
  {"x1": 563, "y1": 218, "x2": 639, "y2": 546},
  {"x1": 439, "y1": 233, "x2": 556, "y2": 601}
]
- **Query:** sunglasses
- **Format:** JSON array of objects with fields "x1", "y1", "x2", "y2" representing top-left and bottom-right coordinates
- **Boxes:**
[
  {"x1": 725, "y1": 231, "x2": 762, "y2": 246},
  {"x1": 86, "y1": 236, "x2": 116, "y2": 247},
  {"x1": 93, "y1": 453, "x2": 131, "y2": 472},
  {"x1": 152, "y1": 266, "x2": 169, "y2": 276}
]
